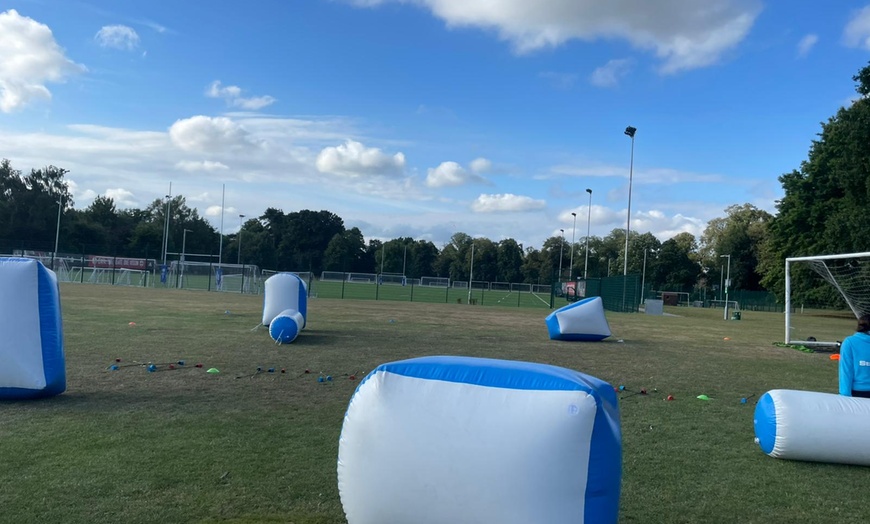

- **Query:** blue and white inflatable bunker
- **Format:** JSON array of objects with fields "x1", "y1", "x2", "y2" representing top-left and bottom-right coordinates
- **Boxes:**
[
  {"x1": 262, "y1": 272, "x2": 307, "y2": 333},
  {"x1": 546, "y1": 296, "x2": 612, "y2": 341},
  {"x1": 337, "y1": 356, "x2": 622, "y2": 524},
  {"x1": 268, "y1": 309, "x2": 304, "y2": 345},
  {"x1": 0, "y1": 258, "x2": 66, "y2": 399},
  {"x1": 754, "y1": 389, "x2": 870, "y2": 466}
]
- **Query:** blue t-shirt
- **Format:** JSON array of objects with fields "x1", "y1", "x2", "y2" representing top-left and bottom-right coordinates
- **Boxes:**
[{"x1": 839, "y1": 331, "x2": 870, "y2": 395}]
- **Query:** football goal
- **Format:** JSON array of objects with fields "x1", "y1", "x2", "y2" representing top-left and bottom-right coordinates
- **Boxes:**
[{"x1": 785, "y1": 251, "x2": 870, "y2": 347}]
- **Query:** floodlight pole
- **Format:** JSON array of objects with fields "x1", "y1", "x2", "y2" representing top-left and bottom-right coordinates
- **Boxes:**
[
  {"x1": 622, "y1": 126, "x2": 636, "y2": 313},
  {"x1": 623, "y1": 126, "x2": 636, "y2": 276},
  {"x1": 720, "y1": 254, "x2": 731, "y2": 320},
  {"x1": 237, "y1": 214, "x2": 246, "y2": 266},
  {"x1": 181, "y1": 228, "x2": 192, "y2": 288},
  {"x1": 584, "y1": 188, "x2": 592, "y2": 279},
  {"x1": 569, "y1": 212, "x2": 577, "y2": 280},
  {"x1": 641, "y1": 248, "x2": 648, "y2": 307},
  {"x1": 53, "y1": 198, "x2": 63, "y2": 270},
  {"x1": 468, "y1": 242, "x2": 475, "y2": 305},
  {"x1": 403, "y1": 244, "x2": 407, "y2": 276},
  {"x1": 558, "y1": 229, "x2": 565, "y2": 282},
  {"x1": 162, "y1": 182, "x2": 172, "y2": 266}
]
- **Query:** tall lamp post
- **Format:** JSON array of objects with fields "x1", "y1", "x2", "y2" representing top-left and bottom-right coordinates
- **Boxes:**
[
  {"x1": 623, "y1": 126, "x2": 636, "y2": 276},
  {"x1": 237, "y1": 214, "x2": 246, "y2": 265},
  {"x1": 569, "y1": 212, "x2": 577, "y2": 280},
  {"x1": 720, "y1": 254, "x2": 732, "y2": 320},
  {"x1": 558, "y1": 229, "x2": 565, "y2": 282},
  {"x1": 162, "y1": 193, "x2": 172, "y2": 266},
  {"x1": 584, "y1": 188, "x2": 592, "y2": 279},
  {"x1": 182, "y1": 229, "x2": 192, "y2": 262},
  {"x1": 53, "y1": 198, "x2": 63, "y2": 270},
  {"x1": 179, "y1": 228, "x2": 192, "y2": 288},
  {"x1": 641, "y1": 248, "x2": 648, "y2": 307}
]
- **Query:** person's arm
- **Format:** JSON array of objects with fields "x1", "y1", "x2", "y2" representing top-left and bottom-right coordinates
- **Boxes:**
[{"x1": 840, "y1": 338, "x2": 854, "y2": 396}]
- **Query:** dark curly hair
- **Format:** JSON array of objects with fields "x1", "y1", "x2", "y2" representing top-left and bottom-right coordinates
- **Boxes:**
[{"x1": 858, "y1": 314, "x2": 870, "y2": 333}]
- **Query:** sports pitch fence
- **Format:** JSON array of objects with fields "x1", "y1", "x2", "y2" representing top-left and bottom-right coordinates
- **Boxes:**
[{"x1": 6, "y1": 253, "x2": 649, "y2": 312}]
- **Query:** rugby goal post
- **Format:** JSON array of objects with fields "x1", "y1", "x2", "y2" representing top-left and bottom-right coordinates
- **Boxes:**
[{"x1": 785, "y1": 251, "x2": 870, "y2": 347}]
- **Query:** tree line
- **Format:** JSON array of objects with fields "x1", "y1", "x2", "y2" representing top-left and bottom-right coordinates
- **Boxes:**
[
  {"x1": 5, "y1": 61, "x2": 870, "y2": 303},
  {"x1": 0, "y1": 156, "x2": 769, "y2": 293}
]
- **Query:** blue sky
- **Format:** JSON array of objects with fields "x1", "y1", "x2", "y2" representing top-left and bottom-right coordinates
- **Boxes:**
[{"x1": 1, "y1": 1, "x2": 869, "y2": 250}]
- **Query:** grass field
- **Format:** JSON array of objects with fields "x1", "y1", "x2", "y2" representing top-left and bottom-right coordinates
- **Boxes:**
[{"x1": 1, "y1": 284, "x2": 867, "y2": 524}]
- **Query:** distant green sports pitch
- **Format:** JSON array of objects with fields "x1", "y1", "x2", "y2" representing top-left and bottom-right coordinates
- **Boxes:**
[{"x1": 1, "y1": 284, "x2": 864, "y2": 523}]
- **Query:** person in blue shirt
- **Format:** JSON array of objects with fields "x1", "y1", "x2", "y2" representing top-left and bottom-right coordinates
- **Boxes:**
[{"x1": 839, "y1": 314, "x2": 870, "y2": 397}]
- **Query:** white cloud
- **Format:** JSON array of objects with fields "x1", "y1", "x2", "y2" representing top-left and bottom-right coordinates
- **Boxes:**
[
  {"x1": 845, "y1": 6, "x2": 870, "y2": 50},
  {"x1": 350, "y1": 0, "x2": 760, "y2": 74},
  {"x1": 205, "y1": 205, "x2": 225, "y2": 217},
  {"x1": 95, "y1": 25, "x2": 140, "y2": 50},
  {"x1": 632, "y1": 210, "x2": 706, "y2": 240},
  {"x1": 590, "y1": 58, "x2": 634, "y2": 88},
  {"x1": 0, "y1": 9, "x2": 86, "y2": 112},
  {"x1": 206, "y1": 80, "x2": 276, "y2": 110},
  {"x1": 315, "y1": 139, "x2": 406, "y2": 177},
  {"x1": 796, "y1": 34, "x2": 818, "y2": 57},
  {"x1": 426, "y1": 161, "x2": 488, "y2": 188},
  {"x1": 105, "y1": 188, "x2": 137, "y2": 206},
  {"x1": 169, "y1": 116, "x2": 256, "y2": 153},
  {"x1": 175, "y1": 160, "x2": 230, "y2": 172},
  {"x1": 470, "y1": 157, "x2": 492, "y2": 174},
  {"x1": 472, "y1": 193, "x2": 546, "y2": 212}
]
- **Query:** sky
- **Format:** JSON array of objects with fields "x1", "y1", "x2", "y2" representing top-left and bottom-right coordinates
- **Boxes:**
[{"x1": 1, "y1": 1, "x2": 869, "y2": 250}]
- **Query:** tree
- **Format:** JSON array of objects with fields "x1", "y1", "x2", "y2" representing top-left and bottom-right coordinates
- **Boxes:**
[
  {"x1": 653, "y1": 234, "x2": 699, "y2": 291},
  {"x1": 760, "y1": 62, "x2": 870, "y2": 300},
  {"x1": 323, "y1": 228, "x2": 367, "y2": 272},
  {"x1": 496, "y1": 239, "x2": 524, "y2": 283},
  {"x1": 700, "y1": 204, "x2": 770, "y2": 292}
]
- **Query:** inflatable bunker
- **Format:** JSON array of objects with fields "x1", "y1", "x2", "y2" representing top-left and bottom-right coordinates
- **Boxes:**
[
  {"x1": 754, "y1": 389, "x2": 870, "y2": 466},
  {"x1": 0, "y1": 257, "x2": 66, "y2": 399},
  {"x1": 546, "y1": 296, "x2": 612, "y2": 341},
  {"x1": 262, "y1": 272, "x2": 307, "y2": 328},
  {"x1": 337, "y1": 355, "x2": 622, "y2": 524}
]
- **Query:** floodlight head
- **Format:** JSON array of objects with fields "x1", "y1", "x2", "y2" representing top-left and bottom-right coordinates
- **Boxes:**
[
  {"x1": 586, "y1": 188, "x2": 592, "y2": 194},
  {"x1": 571, "y1": 212, "x2": 576, "y2": 217},
  {"x1": 624, "y1": 126, "x2": 637, "y2": 138}
]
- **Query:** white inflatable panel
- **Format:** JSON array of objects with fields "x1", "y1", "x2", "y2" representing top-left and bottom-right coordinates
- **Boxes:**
[
  {"x1": 0, "y1": 258, "x2": 66, "y2": 399},
  {"x1": 545, "y1": 296, "x2": 612, "y2": 341},
  {"x1": 754, "y1": 389, "x2": 870, "y2": 466},
  {"x1": 262, "y1": 273, "x2": 307, "y2": 327},
  {"x1": 338, "y1": 356, "x2": 621, "y2": 524}
]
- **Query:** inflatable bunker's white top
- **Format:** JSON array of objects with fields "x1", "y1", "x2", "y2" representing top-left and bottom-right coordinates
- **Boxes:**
[
  {"x1": 262, "y1": 272, "x2": 307, "y2": 327},
  {"x1": 0, "y1": 257, "x2": 66, "y2": 399},
  {"x1": 338, "y1": 355, "x2": 622, "y2": 524},
  {"x1": 546, "y1": 296, "x2": 612, "y2": 341}
]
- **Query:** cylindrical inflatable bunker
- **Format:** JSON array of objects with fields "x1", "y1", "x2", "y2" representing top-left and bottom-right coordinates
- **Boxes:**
[
  {"x1": 269, "y1": 309, "x2": 304, "y2": 344},
  {"x1": 0, "y1": 258, "x2": 66, "y2": 399},
  {"x1": 338, "y1": 356, "x2": 622, "y2": 524},
  {"x1": 754, "y1": 389, "x2": 870, "y2": 466},
  {"x1": 262, "y1": 273, "x2": 307, "y2": 328}
]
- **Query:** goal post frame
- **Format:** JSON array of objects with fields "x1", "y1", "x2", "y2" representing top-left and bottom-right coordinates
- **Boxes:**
[{"x1": 785, "y1": 251, "x2": 870, "y2": 346}]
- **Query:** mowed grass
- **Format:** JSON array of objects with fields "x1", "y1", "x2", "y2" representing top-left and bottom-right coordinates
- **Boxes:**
[{"x1": 1, "y1": 284, "x2": 867, "y2": 524}]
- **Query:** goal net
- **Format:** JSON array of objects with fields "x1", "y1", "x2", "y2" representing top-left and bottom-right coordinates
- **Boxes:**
[
  {"x1": 421, "y1": 276, "x2": 449, "y2": 287},
  {"x1": 785, "y1": 252, "x2": 870, "y2": 347}
]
